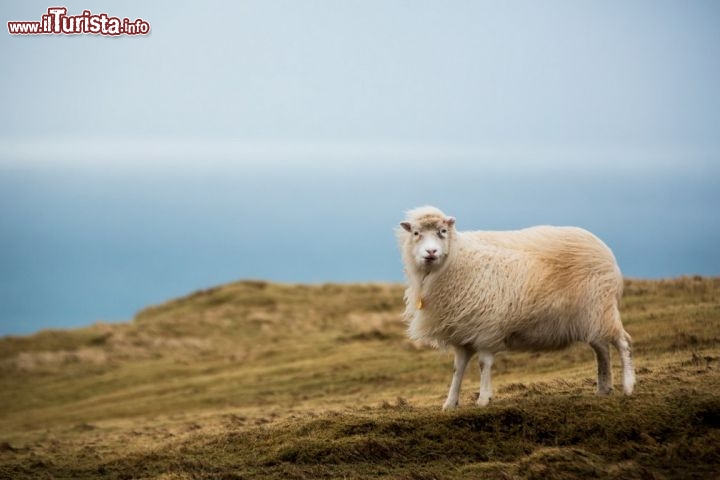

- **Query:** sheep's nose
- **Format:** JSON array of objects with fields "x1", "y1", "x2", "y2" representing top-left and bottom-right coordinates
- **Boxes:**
[{"x1": 426, "y1": 248, "x2": 437, "y2": 255}]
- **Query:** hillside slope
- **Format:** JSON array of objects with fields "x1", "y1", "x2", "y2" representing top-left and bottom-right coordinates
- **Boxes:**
[{"x1": 1, "y1": 277, "x2": 719, "y2": 479}]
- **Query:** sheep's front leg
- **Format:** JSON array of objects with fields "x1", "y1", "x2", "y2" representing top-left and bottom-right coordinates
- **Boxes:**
[
  {"x1": 476, "y1": 351, "x2": 495, "y2": 406},
  {"x1": 443, "y1": 346, "x2": 472, "y2": 411}
]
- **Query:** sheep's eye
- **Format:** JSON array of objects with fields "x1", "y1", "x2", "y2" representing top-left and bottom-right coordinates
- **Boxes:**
[
  {"x1": 413, "y1": 231, "x2": 419, "y2": 236},
  {"x1": 440, "y1": 229, "x2": 448, "y2": 235}
]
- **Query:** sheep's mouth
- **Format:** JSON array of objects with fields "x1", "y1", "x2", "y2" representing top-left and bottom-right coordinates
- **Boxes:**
[{"x1": 423, "y1": 255, "x2": 438, "y2": 263}]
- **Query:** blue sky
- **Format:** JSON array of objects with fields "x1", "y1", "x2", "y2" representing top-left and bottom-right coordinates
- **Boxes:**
[
  {"x1": 2, "y1": 1, "x2": 719, "y2": 158},
  {"x1": 1, "y1": 1, "x2": 719, "y2": 334}
]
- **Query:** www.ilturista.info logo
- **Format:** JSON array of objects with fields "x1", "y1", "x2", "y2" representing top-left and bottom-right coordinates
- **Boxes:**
[{"x1": 7, "y1": 7, "x2": 150, "y2": 36}]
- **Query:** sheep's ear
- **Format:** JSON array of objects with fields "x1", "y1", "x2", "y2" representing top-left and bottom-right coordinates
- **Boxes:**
[
  {"x1": 400, "y1": 221, "x2": 412, "y2": 232},
  {"x1": 444, "y1": 217, "x2": 456, "y2": 227}
]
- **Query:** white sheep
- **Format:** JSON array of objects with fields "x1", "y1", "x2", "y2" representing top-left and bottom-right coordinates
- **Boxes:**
[{"x1": 397, "y1": 206, "x2": 635, "y2": 410}]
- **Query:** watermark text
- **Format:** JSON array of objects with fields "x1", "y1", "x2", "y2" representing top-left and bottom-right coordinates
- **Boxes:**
[{"x1": 8, "y1": 7, "x2": 150, "y2": 36}]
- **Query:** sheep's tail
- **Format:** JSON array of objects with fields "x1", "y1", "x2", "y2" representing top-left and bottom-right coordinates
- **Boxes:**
[
  {"x1": 622, "y1": 326, "x2": 632, "y2": 344},
  {"x1": 615, "y1": 264, "x2": 624, "y2": 304}
]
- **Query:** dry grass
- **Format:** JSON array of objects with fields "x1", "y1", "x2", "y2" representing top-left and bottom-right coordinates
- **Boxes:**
[{"x1": 0, "y1": 276, "x2": 719, "y2": 479}]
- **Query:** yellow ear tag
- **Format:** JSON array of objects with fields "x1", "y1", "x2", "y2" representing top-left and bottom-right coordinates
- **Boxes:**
[{"x1": 416, "y1": 297, "x2": 424, "y2": 310}]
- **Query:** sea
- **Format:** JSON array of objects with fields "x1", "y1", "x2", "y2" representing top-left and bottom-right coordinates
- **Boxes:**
[{"x1": 1, "y1": 154, "x2": 718, "y2": 335}]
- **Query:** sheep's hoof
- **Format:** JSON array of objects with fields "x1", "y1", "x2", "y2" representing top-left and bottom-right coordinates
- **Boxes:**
[
  {"x1": 442, "y1": 400, "x2": 459, "y2": 411},
  {"x1": 596, "y1": 387, "x2": 613, "y2": 396},
  {"x1": 476, "y1": 396, "x2": 491, "y2": 407}
]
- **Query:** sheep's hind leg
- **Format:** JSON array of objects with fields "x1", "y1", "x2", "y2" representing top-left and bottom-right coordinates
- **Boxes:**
[
  {"x1": 443, "y1": 346, "x2": 472, "y2": 411},
  {"x1": 476, "y1": 351, "x2": 494, "y2": 407},
  {"x1": 613, "y1": 330, "x2": 635, "y2": 395},
  {"x1": 590, "y1": 341, "x2": 613, "y2": 395}
]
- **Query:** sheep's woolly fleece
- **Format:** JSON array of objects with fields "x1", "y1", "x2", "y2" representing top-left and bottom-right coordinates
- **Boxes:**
[{"x1": 397, "y1": 206, "x2": 625, "y2": 352}]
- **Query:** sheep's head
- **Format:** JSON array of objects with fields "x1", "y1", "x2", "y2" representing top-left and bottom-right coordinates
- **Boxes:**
[{"x1": 399, "y1": 206, "x2": 456, "y2": 272}]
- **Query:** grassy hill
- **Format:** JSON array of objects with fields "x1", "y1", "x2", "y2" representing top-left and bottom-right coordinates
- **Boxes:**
[{"x1": 1, "y1": 277, "x2": 719, "y2": 479}]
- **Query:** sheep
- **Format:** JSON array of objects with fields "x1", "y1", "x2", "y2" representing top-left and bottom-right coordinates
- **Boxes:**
[{"x1": 397, "y1": 206, "x2": 635, "y2": 410}]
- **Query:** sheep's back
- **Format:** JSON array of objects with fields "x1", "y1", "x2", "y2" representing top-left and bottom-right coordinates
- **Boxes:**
[{"x1": 467, "y1": 226, "x2": 620, "y2": 285}]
